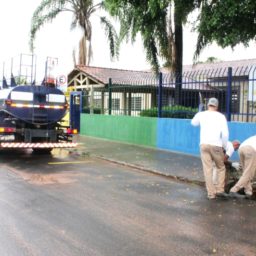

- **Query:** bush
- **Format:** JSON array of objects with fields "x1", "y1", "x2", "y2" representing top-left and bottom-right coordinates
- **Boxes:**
[
  {"x1": 140, "y1": 105, "x2": 197, "y2": 119},
  {"x1": 82, "y1": 108, "x2": 102, "y2": 114}
]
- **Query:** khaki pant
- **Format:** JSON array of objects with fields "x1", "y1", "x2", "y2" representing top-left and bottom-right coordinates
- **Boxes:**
[
  {"x1": 200, "y1": 144, "x2": 226, "y2": 198},
  {"x1": 230, "y1": 146, "x2": 256, "y2": 195}
]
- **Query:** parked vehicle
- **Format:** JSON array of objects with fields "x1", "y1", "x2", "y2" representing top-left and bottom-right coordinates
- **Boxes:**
[{"x1": 0, "y1": 84, "x2": 77, "y2": 153}]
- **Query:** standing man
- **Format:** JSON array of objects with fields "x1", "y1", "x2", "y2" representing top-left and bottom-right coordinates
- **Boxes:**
[
  {"x1": 191, "y1": 97, "x2": 229, "y2": 199},
  {"x1": 229, "y1": 135, "x2": 256, "y2": 199}
]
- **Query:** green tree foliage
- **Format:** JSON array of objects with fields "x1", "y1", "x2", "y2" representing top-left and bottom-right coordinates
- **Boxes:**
[
  {"x1": 104, "y1": 0, "x2": 169, "y2": 73},
  {"x1": 104, "y1": 0, "x2": 200, "y2": 74},
  {"x1": 30, "y1": 0, "x2": 118, "y2": 65},
  {"x1": 195, "y1": 0, "x2": 256, "y2": 59}
]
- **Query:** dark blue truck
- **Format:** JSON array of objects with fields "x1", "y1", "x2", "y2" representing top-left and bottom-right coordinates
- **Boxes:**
[{"x1": 0, "y1": 85, "x2": 77, "y2": 152}]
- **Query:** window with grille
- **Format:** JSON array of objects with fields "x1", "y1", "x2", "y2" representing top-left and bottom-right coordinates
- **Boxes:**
[
  {"x1": 131, "y1": 97, "x2": 142, "y2": 111},
  {"x1": 231, "y1": 90, "x2": 239, "y2": 113},
  {"x1": 112, "y1": 98, "x2": 120, "y2": 110},
  {"x1": 94, "y1": 99, "x2": 102, "y2": 108}
]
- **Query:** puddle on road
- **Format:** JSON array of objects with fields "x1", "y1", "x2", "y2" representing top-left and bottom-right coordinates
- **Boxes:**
[
  {"x1": 0, "y1": 148, "x2": 92, "y2": 185},
  {"x1": 3, "y1": 165, "x2": 83, "y2": 185},
  {"x1": 22, "y1": 172, "x2": 77, "y2": 185}
]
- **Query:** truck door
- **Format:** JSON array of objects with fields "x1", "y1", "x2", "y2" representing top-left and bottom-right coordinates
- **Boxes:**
[{"x1": 70, "y1": 91, "x2": 82, "y2": 132}]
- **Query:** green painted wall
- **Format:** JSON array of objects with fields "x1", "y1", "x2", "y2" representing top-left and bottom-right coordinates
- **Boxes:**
[{"x1": 80, "y1": 114, "x2": 157, "y2": 147}]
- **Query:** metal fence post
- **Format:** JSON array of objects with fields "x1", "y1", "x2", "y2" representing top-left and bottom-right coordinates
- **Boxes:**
[
  {"x1": 128, "y1": 91, "x2": 132, "y2": 116},
  {"x1": 108, "y1": 78, "x2": 112, "y2": 115},
  {"x1": 226, "y1": 67, "x2": 232, "y2": 121},
  {"x1": 158, "y1": 72, "x2": 163, "y2": 118}
]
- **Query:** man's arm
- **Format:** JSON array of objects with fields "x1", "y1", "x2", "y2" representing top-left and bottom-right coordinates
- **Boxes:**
[
  {"x1": 225, "y1": 147, "x2": 234, "y2": 161},
  {"x1": 191, "y1": 112, "x2": 200, "y2": 126},
  {"x1": 221, "y1": 116, "x2": 229, "y2": 150}
]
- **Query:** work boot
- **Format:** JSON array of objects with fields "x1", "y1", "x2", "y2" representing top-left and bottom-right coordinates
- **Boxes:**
[
  {"x1": 229, "y1": 191, "x2": 245, "y2": 199},
  {"x1": 244, "y1": 194, "x2": 252, "y2": 200},
  {"x1": 216, "y1": 192, "x2": 229, "y2": 199},
  {"x1": 207, "y1": 195, "x2": 216, "y2": 200}
]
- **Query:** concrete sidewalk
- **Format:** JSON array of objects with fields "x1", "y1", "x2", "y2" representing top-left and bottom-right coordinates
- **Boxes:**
[{"x1": 73, "y1": 135, "x2": 204, "y2": 186}]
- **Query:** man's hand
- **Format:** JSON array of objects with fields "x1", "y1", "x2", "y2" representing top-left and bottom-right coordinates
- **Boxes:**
[{"x1": 224, "y1": 154, "x2": 229, "y2": 163}]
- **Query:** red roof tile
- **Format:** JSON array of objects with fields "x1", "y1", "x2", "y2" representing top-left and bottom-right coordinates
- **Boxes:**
[
  {"x1": 71, "y1": 58, "x2": 256, "y2": 85},
  {"x1": 75, "y1": 65, "x2": 156, "y2": 85}
]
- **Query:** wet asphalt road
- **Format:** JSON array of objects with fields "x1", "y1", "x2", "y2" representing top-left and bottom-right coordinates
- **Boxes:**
[{"x1": 0, "y1": 149, "x2": 255, "y2": 256}]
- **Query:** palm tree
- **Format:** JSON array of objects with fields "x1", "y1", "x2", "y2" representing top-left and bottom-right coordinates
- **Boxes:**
[{"x1": 30, "y1": 0, "x2": 118, "y2": 66}]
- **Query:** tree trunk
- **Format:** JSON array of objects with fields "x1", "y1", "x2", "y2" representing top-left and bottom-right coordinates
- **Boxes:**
[{"x1": 78, "y1": 36, "x2": 87, "y2": 65}]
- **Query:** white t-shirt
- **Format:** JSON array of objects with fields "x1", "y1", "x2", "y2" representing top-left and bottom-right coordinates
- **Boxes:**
[
  {"x1": 240, "y1": 135, "x2": 256, "y2": 151},
  {"x1": 191, "y1": 110, "x2": 229, "y2": 149},
  {"x1": 225, "y1": 141, "x2": 234, "y2": 157}
]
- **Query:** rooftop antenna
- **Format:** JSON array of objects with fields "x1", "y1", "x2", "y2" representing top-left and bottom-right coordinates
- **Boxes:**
[
  {"x1": 19, "y1": 54, "x2": 22, "y2": 82},
  {"x1": 31, "y1": 54, "x2": 34, "y2": 85},
  {"x1": 2, "y1": 62, "x2": 5, "y2": 89},
  {"x1": 34, "y1": 54, "x2": 37, "y2": 84},
  {"x1": 2, "y1": 61, "x2": 5, "y2": 78},
  {"x1": 11, "y1": 57, "x2": 14, "y2": 77}
]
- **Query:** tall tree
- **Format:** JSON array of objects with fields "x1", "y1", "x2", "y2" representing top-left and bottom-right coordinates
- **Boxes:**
[
  {"x1": 104, "y1": 0, "x2": 200, "y2": 104},
  {"x1": 30, "y1": 0, "x2": 118, "y2": 66},
  {"x1": 194, "y1": 0, "x2": 256, "y2": 59},
  {"x1": 104, "y1": 0, "x2": 168, "y2": 72}
]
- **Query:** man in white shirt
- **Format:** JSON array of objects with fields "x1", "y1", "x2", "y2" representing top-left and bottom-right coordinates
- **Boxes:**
[
  {"x1": 213, "y1": 140, "x2": 240, "y2": 186},
  {"x1": 191, "y1": 97, "x2": 229, "y2": 199},
  {"x1": 224, "y1": 140, "x2": 241, "y2": 163},
  {"x1": 229, "y1": 135, "x2": 256, "y2": 198}
]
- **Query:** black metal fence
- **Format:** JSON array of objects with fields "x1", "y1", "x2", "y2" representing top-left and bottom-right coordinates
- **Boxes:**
[{"x1": 82, "y1": 66, "x2": 256, "y2": 122}]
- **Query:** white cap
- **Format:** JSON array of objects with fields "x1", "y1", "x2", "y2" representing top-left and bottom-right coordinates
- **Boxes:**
[{"x1": 207, "y1": 97, "x2": 218, "y2": 107}]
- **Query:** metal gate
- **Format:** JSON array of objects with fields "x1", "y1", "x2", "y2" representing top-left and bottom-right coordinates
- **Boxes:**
[{"x1": 70, "y1": 91, "x2": 82, "y2": 131}]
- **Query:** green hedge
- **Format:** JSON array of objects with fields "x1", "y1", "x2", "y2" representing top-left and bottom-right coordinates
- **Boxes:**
[
  {"x1": 82, "y1": 108, "x2": 102, "y2": 114},
  {"x1": 140, "y1": 106, "x2": 197, "y2": 119}
]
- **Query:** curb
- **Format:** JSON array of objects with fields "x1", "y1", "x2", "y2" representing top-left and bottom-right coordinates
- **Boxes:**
[
  {"x1": 69, "y1": 147, "x2": 256, "y2": 199},
  {"x1": 89, "y1": 153, "x2": 205, "y2": 187}
]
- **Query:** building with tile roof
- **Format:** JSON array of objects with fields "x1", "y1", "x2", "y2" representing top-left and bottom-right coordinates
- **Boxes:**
[{"x1": 67, "y1": 59, "x2": 256, "y2": 120}]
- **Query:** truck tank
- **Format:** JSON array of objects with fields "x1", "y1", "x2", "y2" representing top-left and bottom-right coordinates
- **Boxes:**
[{"x1": 0, "y1": 85, "x2": 67, "y2": 125}]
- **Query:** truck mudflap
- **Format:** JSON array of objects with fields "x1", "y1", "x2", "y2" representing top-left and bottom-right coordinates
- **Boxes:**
[{"x1": 0, "y1": 142, "x2": 77, "y2": 149}]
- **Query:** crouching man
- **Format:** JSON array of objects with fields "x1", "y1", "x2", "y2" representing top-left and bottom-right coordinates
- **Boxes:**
[
  {"x1": 229, "y1": 135, "x2": 256, "y2": 199},
  {"x1": 213, "y1": 140, "x2": 240, "y2": 190}
]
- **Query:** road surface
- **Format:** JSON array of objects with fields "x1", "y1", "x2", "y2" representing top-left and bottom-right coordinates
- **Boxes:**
[{"x1": 0, "y1": 149, "x2": 255, "y2": 256}]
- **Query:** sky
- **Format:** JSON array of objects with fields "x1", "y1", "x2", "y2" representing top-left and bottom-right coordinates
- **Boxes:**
[{"x1": 0, "y1": 0, "x2": 256, "y2": 83}]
